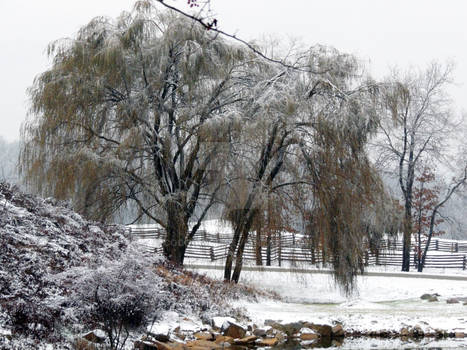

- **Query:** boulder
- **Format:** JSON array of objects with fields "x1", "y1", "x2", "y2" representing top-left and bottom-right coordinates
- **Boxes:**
[
  {"x1": 211, "y1": 317, "x2": 236, "y2": 330},
  {"x1": 134, "y1": 340, "x2": 159, "y2": 350},
  {"x1": 400, "y1": 328, "x2": 409, "y2": 337},
  {"x1": 270, "y1": 322, "x2": 304, "y2": 336},
  {"x1": 186, "y1": 340, "x2": 222, "y2": 349},
  {"x1": 447, "y1": 298, "x2": 460, "y2": 304},
  {"x1": 222, "y1": 322, "x2": 246, "y2": 339},
  {"x1": 147, "y1": 333, "x2": 171, "y2": 343},
  {"x1": 194, "y1": 332, "x2": 214, "y2": 341},
  {"x1": 253, "y1": 328, "x2": 267, "y2": 337},
  {"x1": 274, "y1": 332, "x2": 287, "y2": 342},
  {"x1": 300, "y1": 333, "x2": 319, "y2": 341},
  {"x1": 233, "y1": 335, "x2": 257, "y2": 345},
  {"x1": 428, "y1": 296, "x2": 438, "y2": 302},
  {"x1": 308, "y1": 324, "x2": 332, "y2": 338},
  {"x1": 332, "y1": 324, "x2": 345, "y2": 337},
  {"x1": 420, "y1": 293, "x2": 432, "y2": 300},
  {"x1": 412, "y1": 325, "x2": 424, "y2": 337},
  {"x1": 214, "y1": 335, "x2": 234, "y2": 344},
  {"x1": 256, "y1": 338, "x2": 279, "y2": 346}
]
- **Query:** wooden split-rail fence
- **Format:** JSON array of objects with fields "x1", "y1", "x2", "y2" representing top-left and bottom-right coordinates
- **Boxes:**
[{"x1": 129, "y1": 226, "x2": 467, "y2": 270}]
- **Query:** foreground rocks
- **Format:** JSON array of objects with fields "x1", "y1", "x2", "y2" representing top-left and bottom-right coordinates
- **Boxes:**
[{"x1": 125, "y1": 316, "x2": 467, "y2": 350}]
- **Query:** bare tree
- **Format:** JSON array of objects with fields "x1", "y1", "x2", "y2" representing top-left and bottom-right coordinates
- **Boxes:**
[
  {"x1": 418, "y1": 164, "x2": 467, "y2": 272},
  {"x1": 373, "y1": 62, "x2": 459, "y2": 271}
]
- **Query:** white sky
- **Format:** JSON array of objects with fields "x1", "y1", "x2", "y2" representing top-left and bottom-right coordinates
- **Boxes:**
[{"x1": 1, "y1": 0, "x2": 466, "y2": 142}]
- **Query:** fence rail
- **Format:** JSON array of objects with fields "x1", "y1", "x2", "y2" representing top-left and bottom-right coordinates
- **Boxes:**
[{"x1": 129, "y1": 226, "x2": 467, "y2": 270}]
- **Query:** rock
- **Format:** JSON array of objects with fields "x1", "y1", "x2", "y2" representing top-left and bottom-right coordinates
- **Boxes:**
[
  {"x1": 185, "y1": 340, "x2": 222, "y2": 349},
  {"x1": 194, "y1": 332, "x2": 214, "y2": 341},
  {"x1": 264, "y1": 319, "x2": 277, "y2": 327},
  {"x1": 211, "y1": 317, "x2": 236, "y2": 330},
  {"x1": 274, "y1": 332, "x2": 287, "y2": 342},
  {"x1": 447, "y1": 298, "x2": 460, "y2": 304},
  {"x1": 332, "y1": 324, "x2": 345, "y2": 337},
  {"x1": 134, "y1": 340, "x2": 159, "y2": 350},
  {"x1": 222, "y1": 322, "x2": 246, "y2": 339},
  {"x1": 300, "y1": 333, "x2": 319, "y2": 341},
  {"x1": 412, "y1": 325, "x2": 424, "y2": 337},
  {"x1": 420, "y1": 293, "x2": 432, "y2": 300},
  {"x1": 155, "y1": 341, "x2": 179, "y2": 350},
  {"x1": 400, "y1": 328, "x2": 409, "y2": 337},
  {"x1": 83, "y1": 331, "x2": 106, "y2": 344},
  {"x1": 148, "y1": 333, "x2": 171, "y2": 343},
  {"x1": 256, "y1": 338, "x2": 279, "y2": 346},
  {"x1": 308, "y1": 324, "x2": 332, "y2": 338},
  {"x1": 214, "y1": 335, "x2": 234, "y2": 344},
  {"x1": 233, "y1": 335, "x2": 257, "y2": 345},
  {"x1": 456, "y1": 332, "x2": 465, "y2": 338},
  {"x1": 428, "y1": 296, "x2": 438, "y2": 302},
  {"x1": 268, "y1": 321, "x2": 303, "y2": 336},
  {"x1": 253, "y1": 328, "x2": 267, "y2": 337}
]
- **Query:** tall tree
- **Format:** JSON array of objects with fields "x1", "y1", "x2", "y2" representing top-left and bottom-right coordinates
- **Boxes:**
[
  {"x1": 412, "y1": 166, "x2": 444, "y2": 269},
  {"x1": 418, "y1": 164, "x2": 467, "y2": 271},
  {"x1": 20, "y1": 7, "x2": 259, "y2": 265},
  {"x1": 373, "y1": 62, "x2": 458, "y2": 271}
]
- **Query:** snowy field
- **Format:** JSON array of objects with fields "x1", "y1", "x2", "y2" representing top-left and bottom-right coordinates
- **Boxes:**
[
  {"x1": 188, "y1": 267, "x2": 467, "y2": 349},
  {"x1": 134, "y1": 221, "x2": 467, "y2": 348},
  {"x1": 192, "y1": 267, "x2": 467, "y2": 328}
]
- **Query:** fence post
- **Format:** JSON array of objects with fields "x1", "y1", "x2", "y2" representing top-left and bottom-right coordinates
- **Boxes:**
[
  {"x1": 216, "y1": 232, "x2": 220, "y2": 243},
  {"x1": 364, "y1": 250, "x2": 369, "y2": 266},
  {"x1": 210, "y1": 247, "x2": 215, "y2": 262},
  {"x1": 435, "y1": 240, "x2": 439, "y2": 251},
  {"x1": 455, "y1": 243, "x2": 459, "y2": 253},
  {"x1": 278, "y1": 245, "x2": 282, "y2": 267},
  {"x1": 463, "y1": 255, "x2": 466, "y2": 270}
]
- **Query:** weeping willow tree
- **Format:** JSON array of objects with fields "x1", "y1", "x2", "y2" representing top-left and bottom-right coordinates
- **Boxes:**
[
  {"x1": 20, "y1": 3, "x2": 261, "y2": 265},
  {"x1": 301, "y1": 113, "x2": 392, "y2": 294}
]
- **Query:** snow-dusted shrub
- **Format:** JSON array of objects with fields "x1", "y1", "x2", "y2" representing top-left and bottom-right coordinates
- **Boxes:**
[
  {"x1": 65, "y1": 255, "x2": 164, "y2": 350},
  {"x1": 0, "y1": 183, "x2": 268, "y2": 348}
]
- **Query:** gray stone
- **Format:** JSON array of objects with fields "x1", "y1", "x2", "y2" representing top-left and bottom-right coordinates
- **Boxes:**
[
  {"x1": 253, "y1": 328, "x2": 267, "y2": 337},
  {"x1": 308, "y1": 324, "x2": 332, "y2": 338},
  {"x1": 447, "y1": 298, "x2": 460, "y2": 304},
  {"x1": 222, "y1": 322, "x2": 246, "y2": 339}
]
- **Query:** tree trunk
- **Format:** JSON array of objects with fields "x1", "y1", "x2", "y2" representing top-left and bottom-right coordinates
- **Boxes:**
[
  {"x1": 401, "y1": 205, "x2": 412, "y2": 272},
  {"x1": 266, "y1": 231, "x2": 271, "y2": 266},
  {"x1": 232, "y1": 228, "x2": 250, "y2": 283},
  {"x1": 163, "y1": 199, "x2": 188, "y2": 266},
  {"x1": 255, "y1": 226, "x2": 263, "y2": 266},
  {"x1": 231, "y1": 208, "x2": 257, "y2": 283},
  {"x1": 419, "y1": 209, "x2": 439, "y2": 272},
  {"x1": 224, "y1": 225, "x2": 242, "y2": 281}
]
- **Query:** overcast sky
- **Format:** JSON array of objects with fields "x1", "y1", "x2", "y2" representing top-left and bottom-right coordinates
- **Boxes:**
[{"x1": 1, "y1": 0, "x2": 466, "y2": 142}]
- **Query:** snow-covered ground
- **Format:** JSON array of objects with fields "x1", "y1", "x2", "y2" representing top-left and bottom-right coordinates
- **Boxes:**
[
  {"x1": 193, "y1": 267, "x2": 467, "y2": 327},
  {"x1": 134, "y1": 221, "x2": 467, "y2": 348},
  {"x1": 187, "y1": 267, "x2": 467, "y2": 348}
]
